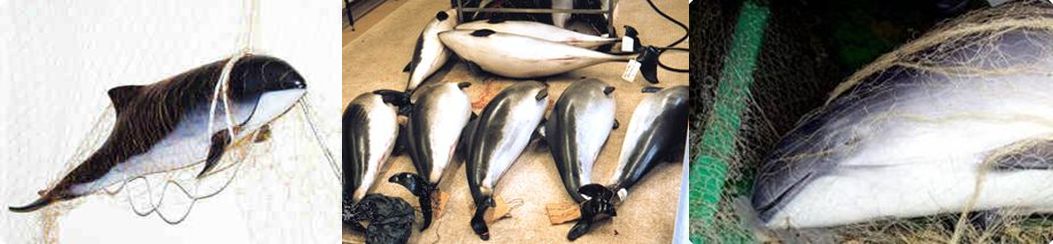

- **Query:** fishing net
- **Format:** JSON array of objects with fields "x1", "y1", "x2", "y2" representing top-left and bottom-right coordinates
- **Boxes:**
[
  {"x1": 2, "y1": 0, "x2": 342, "y2": 241},
  {"x1": 695, "y1": 0, "x2": 1053, "y2": 242},
  {"x1": 692, "y1": 0, "x2": 843, "y2": 241},
  {"x1": 2, "y1": 86, "x2": 339, "y2": 244}
]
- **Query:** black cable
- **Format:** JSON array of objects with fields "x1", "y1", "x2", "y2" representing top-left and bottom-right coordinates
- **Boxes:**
[
  {"x1": 345, "y1": 0, "x2": 355, "y2": 31},
  {"x1": 645, "y1": 0, "x2": 689, "y2": 73}
]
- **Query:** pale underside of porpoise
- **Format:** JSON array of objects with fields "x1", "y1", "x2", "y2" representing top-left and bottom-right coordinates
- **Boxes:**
[
  {"x1": 546, "y1": 79, "x2": 617, "y2": 203},
  {"x1": 464, "y1": 81, "x2": 549, "y2": 240},
  {"x1": 342, "y1": 92, "x2": 399, "y2": 231},
  {"x1": 11, "y1": 55, "x2": 307, "y2": 212},
  {"x1": 406, "y1": 82, "x2": 472, "y2": 184},
  {"x1": 344, "y1": 93, "x2": 399, "y2": 204},
  {"x1": 456, "y1": 19, "x2": 620, "y2": 49},
  {"x1": 405, "y1": 9, "x2": 458, "y2": 91},
  {"x1": 753, "y1": 27, "x2": 1053, "y2": 229},
  {"x1": 565, "y1": 85, "x2": 688, "y2": 241},
  {"x1": 387, "y1": 82, "x2": 472, "y2": 230},
  {"x1": 438, "y1": 29, "x2": 634, "y2": 79},
  {"x1": 608, "y1": 86, "x2": 689, "y2": 197}
]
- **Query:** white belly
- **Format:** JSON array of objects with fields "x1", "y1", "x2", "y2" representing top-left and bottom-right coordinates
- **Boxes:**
[
  {"x1": 69, "y1": 89, "x2": 306, "y2": 195},
  {"x1": 767, "y1": 97, "x2": 1053, "y2": 228}
]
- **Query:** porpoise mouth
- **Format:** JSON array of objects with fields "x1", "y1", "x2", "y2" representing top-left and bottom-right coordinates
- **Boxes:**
[
  {"x1": 753, "y1": 170, "x2": 814, "y2": 222},
  {"x1": 242, "y1": 87, "x2": 307, "y2": 130}
]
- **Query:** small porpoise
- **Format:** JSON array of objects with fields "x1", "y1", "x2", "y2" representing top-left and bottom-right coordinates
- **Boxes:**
[
  {"x1": 568, "y1": 85, "x2": 687, "y2": 241},
  {"x1": 10, "y1": 55, "x2": 307, "y2": 213},
  {"x1": 464, "y1": 81, "x2": 550, "y2": 240},
  {"x1": 387, "y1": 82, "x2": 473, "y2": 230},
  {"x1": 752, "y1": 7, "x2": 1053, "y2": 229},
  {"x1": 404, "y1": 9, "x2": 458, "y2": 92},
  {"x1": 343, "y1": 92, "x2": 400, "y2": 231},
  {"x1": 438, "y1": 29, "x2": 661, "y2": 83},
  {"x1": 544, "y1": 79, "x2": 617, "y2": 204},
  {"x1": 455, "y1": 19, "x2": 640, "y2": 50}
]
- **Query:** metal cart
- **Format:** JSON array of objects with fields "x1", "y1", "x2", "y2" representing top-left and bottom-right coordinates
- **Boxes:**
[{"x1": 453, "y1": 0, "x2": 616, "y2": 34}]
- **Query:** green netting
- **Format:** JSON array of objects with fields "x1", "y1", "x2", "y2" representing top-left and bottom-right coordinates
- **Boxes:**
[{"x1": 694, "y1": 0, "x2": 1053, "y2": 243}]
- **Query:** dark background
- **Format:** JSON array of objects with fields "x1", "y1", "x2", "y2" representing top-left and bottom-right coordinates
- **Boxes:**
[
  {"x1": 692, "y1": 0, "x2": 986, "y2": 180},
  {"x1": 690, "y1": 0, "x2": 988, "y2": 239}
]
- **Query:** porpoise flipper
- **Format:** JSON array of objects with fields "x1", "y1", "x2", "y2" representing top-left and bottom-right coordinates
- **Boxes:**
[
  {"x1": 968, "y1": 210, "x2": 1004, "y2": 232},
  {"x1": 568, "y1": 184, "x2": 617, "y2": 241},
  {"x1": 198, "y1": 129, "x2": 233, "y2": 178},
  {"x1": 469, "y1": 196, "x2": 496, "y2": 240},
  {"x1": 373, "y1": 89, "x2": 412, "y2": 115},
  {"x1": 393, "y1": 123, "x2": 409, "y2": 156},
  {"x1": 464, "y1": 61, "x2": 485, "y2": 76}
]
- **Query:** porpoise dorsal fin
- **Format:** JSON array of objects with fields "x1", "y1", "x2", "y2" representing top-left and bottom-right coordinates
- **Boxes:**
[
  {"x1": 535, "y1": 88, "x2": 549, "y2": 101},
  {"x1": 107, "y1": 85, "x2": 142, "y2": 115},
  {"x1": 641, "y1": 86, "x2": 663, "y2": 93},
  {"x1": 989, "y1": 139, "x2": 1053, "y2": 171},
  {"x1": 471, "y1": 29, "x2": 496, "y2": 37},
  {"x1": 403, "y1": 61, "x2": 414, "y2": 73}
]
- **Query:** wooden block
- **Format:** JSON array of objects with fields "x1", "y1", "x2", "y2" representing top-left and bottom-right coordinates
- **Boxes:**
[
  {"x1": 545, "y1": 202, "x2": 581, "y2": 224},
  {"x1": 431, "y1": 190, "x2": 450, "y2": 219},
  {"x1": 485, "y1": 196, "x2": 513, "y2": 224},
  {"x1": 469, "y1": 196, "x2": 514, "y2": 224}
]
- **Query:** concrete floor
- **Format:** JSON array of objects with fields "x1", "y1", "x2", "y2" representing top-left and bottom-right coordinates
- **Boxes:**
[
  {"x1": 343, "y1": 0, "x2": 408, "y2": 45},
  {"x1": 342, "y1": 0, "x2": 688, "y2": 243}
]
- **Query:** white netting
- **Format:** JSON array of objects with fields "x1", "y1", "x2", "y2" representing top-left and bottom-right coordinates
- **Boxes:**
[{"x1": 701, "y1": 0, "x2": 1053, "y2": 242}]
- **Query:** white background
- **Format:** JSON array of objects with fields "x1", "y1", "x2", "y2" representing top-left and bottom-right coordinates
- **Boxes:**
[{"x1": 0, "y1": 1, "x2": 341, "y2": 243}]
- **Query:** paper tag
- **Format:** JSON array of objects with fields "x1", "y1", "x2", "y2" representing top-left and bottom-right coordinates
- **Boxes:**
[
  {"x1": 432, "y1": 190, "x2": 450, "y2": 219},
  {"x1": 484, "y1": 196, "x2": 512, "y2": 224},
  {"x1": 621, "y1": 36, "x2": 634, "y2": 52},
  {"x1": 545, "y1": 202, "x2": 581, "y2": 224},
  {"x1": 601, "y1": 33, "x2": 610, "y2": 38},
  {"x1": 622, "y1": 59, "x2": 641, "y2": 82}
]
